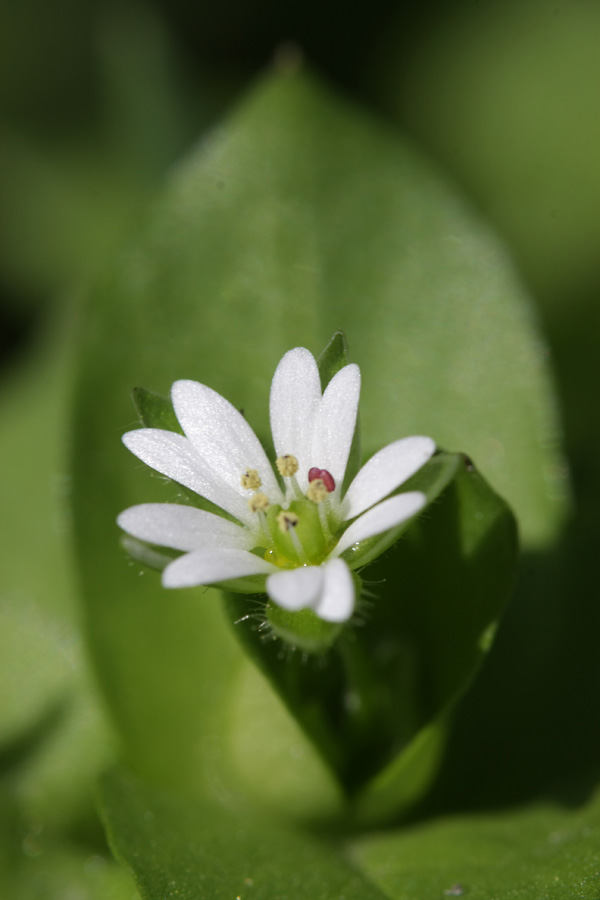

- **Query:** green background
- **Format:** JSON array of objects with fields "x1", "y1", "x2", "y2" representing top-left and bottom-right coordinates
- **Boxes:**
[{"x1": 1, "y1": 1, "x2": 599, "y2": 897}]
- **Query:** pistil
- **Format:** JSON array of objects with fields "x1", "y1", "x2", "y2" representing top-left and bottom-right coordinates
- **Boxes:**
[{"x1": 276, "y1": 510, "x2": 307, "y2": 562}]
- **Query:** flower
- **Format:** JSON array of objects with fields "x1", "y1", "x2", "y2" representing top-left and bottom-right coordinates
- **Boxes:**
[{"x1": 118, "y1": 348, "x2": 435, "y2": 629}]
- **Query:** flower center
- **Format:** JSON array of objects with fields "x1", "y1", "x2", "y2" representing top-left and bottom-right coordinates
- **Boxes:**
[
  {"x1": 266, "y1": 499, "x2": 329, "y2": 566},
  {"x1": 242, "y1": 457, "x2": 339, "y2": 567}
]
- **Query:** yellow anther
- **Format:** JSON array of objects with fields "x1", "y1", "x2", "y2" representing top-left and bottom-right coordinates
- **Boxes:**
[
  {"x1": 241, "y1": 469, "x2": 262, "y2": 490},
  {"x1": 248, "y1": 492, "x2": 270, "y2": 513},
  {"x1": 306, "y1": 478, "x2": 328, "y2": 503},
  {"x1": 276, "y1": 454, "x2": 299, "y2": 477},
  {"x1": 277, "y1": 510, "x2": 299, "y2": 533}
]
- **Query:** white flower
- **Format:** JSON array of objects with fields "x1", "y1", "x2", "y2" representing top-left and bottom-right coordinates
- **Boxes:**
[{"x1": 118, "y1": 348, "x2": 435, "y2": 625}]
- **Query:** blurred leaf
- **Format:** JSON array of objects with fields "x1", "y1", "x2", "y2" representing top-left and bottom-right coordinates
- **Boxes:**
[
  {"x1": 371, "y1": 0, "x2": 600, "y2": 307},
  {"x1": 0, "y1": 0, "x2": 241, "y2": 304},
  {"x1": 353, "y1": 786, "x2": 600, "y2": 900},
  {"x1": 0, "y1": 132, "x2": 152, "y2": 298},
  {"x1": 0, "y1": 311, "x2": 134, "y2": 897},
  {"x1": 71, "y1": 69, "x2": 562, "y2": 819},
  {"x1": 100, "y1": 767, "x2": 386, "y2": 900},
  {"x1": 1, "y1": 839, "x2": 139, "y2": 900},
  {"x1": 0, "y1": 312, "x2": 114, "y2": 835}
]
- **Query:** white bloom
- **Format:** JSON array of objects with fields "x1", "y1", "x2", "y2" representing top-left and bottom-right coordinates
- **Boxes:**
[{"x1": 118, "y1": 348, "x2": 435, "y2": 624}]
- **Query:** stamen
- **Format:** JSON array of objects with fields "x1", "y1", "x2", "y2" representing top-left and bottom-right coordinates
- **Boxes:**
[
  {"x1": 308, "y1": 467, "x2": 335, "y2": 493},
  {"x1": 276, "y1": 510, "x2": 299, "y2": 532},
  {"x1": 277, "y1": 454, "x2": 303, "y2": 501},
  {"x1": 306, "y1": 478, "x2": 328, "y2": 503},
  {"x1": 276, "y1": 454, "x2": 299, "y2": 478},
  {"x1": 241, "y1": 469, "x2": 262, "y2": 490},
  {"x1": 257, "y1": 509, "x2": 272, "y2": 545},
  {"x1": 248, "y1": 492, "x2": 270, "y2": 513}
]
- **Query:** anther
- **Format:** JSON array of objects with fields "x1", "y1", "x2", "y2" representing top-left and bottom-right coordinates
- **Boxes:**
[
  {"x1": 276, "y1": 510, "x2": 299, "y2": 533},
  {"x1": 308, "y1": 467, "x2": 335, "y2": 493},
  {"x1": 306, "y1": 478, "x2": 329, "y2": 503},
  {"x1": 276, "y1": 454, "x2": 299, "y2": 478},
  {"x1": 248, "y1": 492, "x2": 270, "y2": 513},
  {"x1": 241, "y1": 469, "x2": 262, "y2": 490}
]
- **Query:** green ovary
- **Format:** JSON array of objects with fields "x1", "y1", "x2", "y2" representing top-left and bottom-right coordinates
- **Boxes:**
[{"x1": 265, "y1": 499, "x2": 332, "y2": 566}]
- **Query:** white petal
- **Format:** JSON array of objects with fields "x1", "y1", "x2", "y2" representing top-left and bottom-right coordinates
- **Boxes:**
[
  {"x1": 266, "y1": 565, "x2": 324, "y2": 612},
  {"x1": 269, "y1": 348, "x2": 322, "y2": 487},
  {"x1": 163, "y1": 548, "x2": 277, "y2": 588},
  {"x1": 310, "y1": 363, "x2": 360, "y2": 497},
  {"x1": 122, "y1": 429, "x2": 254, "y2": 526},
  {"x1": 314, "y1": 559, "x2": 355, "y2": 622},
  {"x1": 117, "y1": 503, "x2": 255, "y2": 552},
  {"x1": 171, "y1": 380, "x2": 283, "y2": 504},
  {"x1": 342, "y1": 436, "x2": 435, "y2": 520},
  {"x1": 331, "y1": 492, "x2": 426, "y2": 557}
]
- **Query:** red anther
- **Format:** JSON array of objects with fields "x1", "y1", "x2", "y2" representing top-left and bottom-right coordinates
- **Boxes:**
[{"x1": 308, "y1": 467, "x2": 335, "y2": 492}]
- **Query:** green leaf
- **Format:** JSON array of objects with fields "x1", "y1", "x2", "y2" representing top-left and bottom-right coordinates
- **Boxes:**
[
  {"x1": 226, "y1": 453, "x2": 517, "y2": 822},
  {"x1": 0, "y1": 836, "x2": 139, "y2": 900},
  {"x1": 100, "y1": 767, "x2": 387, "y2": 900},
  {"x1": 374, "y1": 0, "x2": 600, "y2": 306},
  {"x1": 0, "y1": 313, "x2": 114, "y2": 833},
  {"x1": 352, "y1": 786, "x2": 600, "y2": 900},
  {"x1": 71, "y1": 68, "x2": 560, "y2": 819}
]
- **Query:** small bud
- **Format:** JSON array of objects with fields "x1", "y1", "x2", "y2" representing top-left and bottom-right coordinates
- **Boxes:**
[
  {"x1": 241, "y1": 469, "x2": 262, "y2": 490},
  {"x1": 248, "y1": 492, "x2": 270, "y2": 513},
  {"x1": 306, "y1": 478, "x2": 328, "y2": 503},
  {"x1": 276, "y1": 454, "x2": 299, "y2": 477},
  {"x1": 277, "y1": 510, "x2": 299, "y2": 533}
]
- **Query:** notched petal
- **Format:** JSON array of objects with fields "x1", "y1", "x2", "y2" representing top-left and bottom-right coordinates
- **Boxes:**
[
  {"x1": 332, "y1": 491, "x2": 426, "y2": 557},
  {"x1": 342, "y1": 436, "x2": 435, "y2": 519},
  {"x1": 163, "y1": 548, "x2": 277, "y2": 588}
]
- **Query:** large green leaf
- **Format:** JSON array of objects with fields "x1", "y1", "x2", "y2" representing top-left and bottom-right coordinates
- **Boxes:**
[
  {"x1": 100, "y1": 767, "x2": 386, "y2": 900},
  {"x1": 372, "y1": 0, "x2": 600, "y2": 306},
  {"x1": 0, "y1": 317, "x2": 114, "y2": 831},
  {"x1": 0, "y1": 316, "x2": 137, "y2": 896},
  {"x1": 102, "y1": 768, "x2": 600, "y2": 900},
  {"x1": 71, "y1": 69, "x2": 562, "y2": 819},
  {"x1": 226, "y1": 452, "x2": 517, "y2": 822},
  {"x1": 353, "y1": 787, "x2": 600, "y2": 900}
]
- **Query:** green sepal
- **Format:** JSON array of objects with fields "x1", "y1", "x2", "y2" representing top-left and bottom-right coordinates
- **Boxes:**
[
  {"x1": 266, "y1": 604, "x2": 345, "y2": 654},
  {"x1": 317, "y1": 330, "x2": 362, "y2": 494},
  {"x1": 131, "y1": 386, "x2": 182, "y2": 432},
  {"x1": 317, "y1": 329, "x2": 351, "y2": 387}
]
